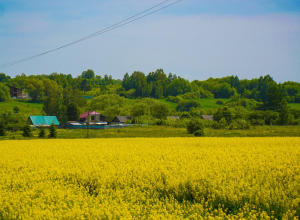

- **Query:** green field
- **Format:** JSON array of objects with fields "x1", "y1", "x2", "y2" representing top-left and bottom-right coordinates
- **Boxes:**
[
  {"x1": 1, "y1": 125, "x2": 299, "y2": 141},
  {"x1": 0, "y1": 100, "x2": 43, "y2": 117},
  {"x1": 288, "y1": 103, "x2": 300, "y2": 110}
]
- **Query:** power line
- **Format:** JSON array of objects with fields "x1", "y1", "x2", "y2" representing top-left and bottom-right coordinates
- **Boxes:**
[{"x1": 0, "y1": 0, "x2": 182, "y2": 69}]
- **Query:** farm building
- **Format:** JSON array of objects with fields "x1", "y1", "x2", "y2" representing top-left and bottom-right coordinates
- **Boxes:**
[
  {"x1": 202, "y1": 115, "x2": 214, "y2": 120},
  {"x1": 8, "y1": 86, "x2": 22, "y2": 98},
  {"x1": 79, "y1": 111, "x2": 106, "y2": 123},
  {"x1": 167, "y1": 116, "x2": 180, "y2": 120},
  {"x1": 28, "y1": 116, "x2": 60, "y2": 127},
  {"x1": 112, "y1": 116, "x2": 132, "y2": 124}
]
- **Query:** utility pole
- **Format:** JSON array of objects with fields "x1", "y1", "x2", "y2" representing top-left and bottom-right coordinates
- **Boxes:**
[{"x1": 87, "y1": 111, "x2": 89, "y2": 138}]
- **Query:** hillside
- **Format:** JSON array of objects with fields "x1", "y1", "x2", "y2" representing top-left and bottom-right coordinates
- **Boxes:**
[{"x1": 0, "y1": 100, "x2": 43, "y2": 117}]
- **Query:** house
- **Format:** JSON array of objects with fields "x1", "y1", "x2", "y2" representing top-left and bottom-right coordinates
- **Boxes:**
[
  {"x1": 112, "y1": 116, "x2": 132, "y2": 124},
  {"x1": 8, "y1": 86, "x2": 22, "y2": 98},
  {"x1": 167, "y1": 116, "x2": 180, "y2": 120},
  {"x1": 79, "y1": 111, "x2": 106, "y2": 123},
  {"x1": 202, "y1": 115, "x2": 214, "y2": 121},
  {"x1": 28, "y1": 116, "x2": 60, "y2": 127}
]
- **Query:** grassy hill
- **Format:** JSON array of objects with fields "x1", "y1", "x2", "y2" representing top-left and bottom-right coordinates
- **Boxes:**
[
  {"x1": 0, "y1": 100, "x2": 43, "y2": 117},
  {"x1": 288, "y1": 103, "x2": 300, "y2": 110}
]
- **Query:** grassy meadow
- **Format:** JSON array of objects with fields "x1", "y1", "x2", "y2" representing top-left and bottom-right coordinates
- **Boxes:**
[
  {"x1": 0, "y1": 125, "x2": 299, "y2": 141},
  {"x1": 0, "y1": 138, "x2": 299, "y2": 219},
  {"x1": 0, "y1": 99, "x2": 43, "y2": 117},
  {"x1": 288, "y1": 103, "x2": 300, "y2": 110}
]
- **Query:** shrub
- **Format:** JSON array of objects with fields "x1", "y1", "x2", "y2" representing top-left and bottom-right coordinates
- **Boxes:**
[
  {"x1": 218, "y1": 117, "x2": 227, "y2": 129},
  {"x1": 38, "y1": 125, "x2": 46, "y2": 138},
  {"x1": 176, "y1": 100, "x2": 202, "y2": 112},
  {"x1": 187, "y1": 118, "x2": 205, "y2": 134},
  {"x1": 48, "y1": 122, "x2": 57, "y2": 138},
  {"x1": 216, "y1": 99, "x2": 224, "y2": 105},
  {"x1": 22, "y1": 122, "x2": 33, "y2": 137},
  {"x1": 13, "y1": 106, "x2": 20, "y2": 114},
  {"x1": 153, "y1": 119, "x2": 165, "y2": 126},
  {"x1": 0, "y1": 121, "x2": 6, "y2": 136},
  {"x1": 194, "y1": 129, "x2": 205, "y2": 137}
]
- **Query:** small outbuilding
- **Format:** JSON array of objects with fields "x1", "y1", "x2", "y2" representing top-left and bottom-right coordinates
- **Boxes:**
[
  {"x1": 112, "y1": 116, "x2": 132, "y2": 124},
  {"x1": 28, "y1": 116, "x2": 60, "y2": 127}
]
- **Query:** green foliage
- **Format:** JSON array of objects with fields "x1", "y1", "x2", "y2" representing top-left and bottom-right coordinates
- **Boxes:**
[
  {"x1": 213, "y1": 117, "x2": 227, "y2": 129},
  {"x1": 176, "y1": 100, "x2": 202, "y2": 112},
  {"x1": 0, "y1": 121, "x2": 6, "y2": 136},
  {"x1": 103, "y1": 106, "x2": 130, "y2": 123},
  {"x1": 178, "y1": 92, "x2": 200, "y2": 99},
  {"x1": 214, "y1": 82, "x2": 237, "y2": 99},
  {"x1": 213, "y1": 106, "x2": 236, "y2": 123},
  {"x1": 249, "y1": 110, "x2": 279, "y2": 125},
  {"x1": 130, "y1": 115, "x2": 152, "y2": 124},
  {"x1": 194, "y1": 129, "x2": 205, "y2": 137},
  {"x1": 81, "y1": 69, "x2": 95, "y2": 79},
  {"x1": 38, "y1": 125, "x2": 46, "y2": 138},
  {"x1": 278, "y1": 99, "x2": 291, "y2": 125},
  {"x1": 187, "y1": 118, "x2": 205, "y2": 135},
  {"x1": 167, "y1": 78, "x2": 191, "y2": 96},
  {"x1": 226, "y1": 98, "x2": 258, "y2": 110},
  {"x1": 229, "y1": 119, "x2": 250, "y2": 130},
  {"x1": 152, "y1": 102, "x2": 170, "y2": 119},
  {"x1": 22, "y1": 121, "x2": 33, "y2": 137},
  {"x1": 42, "y1": 79, "x2": 63, "y2": 118},
  {"x1": 1, "y1": 110, "x2": 27, "y2": 131},
  {"x1": 13, "y1": 105, "x2": 20, "y2": 114},
  {"x1": 165, "y1": 95, "x2": 183, "y2": 103},
  {"x1": 48, "y1": 122, "x2": 57, "y2": 138},
  {"x1": 0, "y1": 82, "x2": 11, "y2": 102},
  {"x1": 90, "y1": 94, "x2": 126, "y2": 112},
  {"x1": 216, "y1": 99, "x2": 224, "y2": 105},
  {"x1": 189, "y1": 107, "x2": 204, "y2": 118},
  {"x1": 0, "y1": 73, "x2": 11, "y2": 82},
  {"x1": 67, "y1": 103, "x2": 80, "y2": 121},
  {"x1": 24, "y1": 78, "x2": 45, "y2": 102},
  {"x1": 131, "y1": 102, "x2": 150, "y2": 117}
]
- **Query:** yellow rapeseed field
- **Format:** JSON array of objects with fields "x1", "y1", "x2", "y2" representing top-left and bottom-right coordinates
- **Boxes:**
[{"x1": 0, "y1": 138, "x2": 299, "y2": 220}]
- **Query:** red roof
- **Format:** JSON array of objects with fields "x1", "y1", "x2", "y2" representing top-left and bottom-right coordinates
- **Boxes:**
[{"x1": 80, "y1": 111, "x2": 100, "y2": 118}]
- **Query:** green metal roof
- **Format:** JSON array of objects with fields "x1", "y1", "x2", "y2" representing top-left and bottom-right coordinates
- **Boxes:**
[{"x1": 29, "y1": 116, "x2": 60, "y2": 126}]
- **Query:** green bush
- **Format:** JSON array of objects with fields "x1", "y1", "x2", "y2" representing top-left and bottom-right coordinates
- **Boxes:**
[
  {"x1": 187, "y1": 118, "x2": 205, "y2": 134},
  {"x1": 176, "y1": 100, "x2": 202, "y2": 112},
  {"x1": 48, "y1": 122, "x2": 57, "y2": 138},
  {"x1": 22, "y1": 122, "x2": 33, "y2": 137},
  {"x1": 0, "y1": 121, "x2": 6, "y2": 136},
  {"x1": 216, "y1": 99, "x2": 224, "y2": 105},
  {"x1": 194, "y1": 129, "x2": 205, "y2": 137},
  {"x1": 38, "y1": 126, "x2": 46, "y2": 138},
  {"x1": 13, "y1": 106, "x2": 20, "y2": 114}
]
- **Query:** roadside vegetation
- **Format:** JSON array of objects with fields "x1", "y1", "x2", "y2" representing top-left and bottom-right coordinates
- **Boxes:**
[{"x1": 0, "y1": 125, "x2": 299, "y2": 140}]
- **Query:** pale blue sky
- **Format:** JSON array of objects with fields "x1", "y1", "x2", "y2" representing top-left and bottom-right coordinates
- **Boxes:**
[{"x1": 0, "y1": 0, "x2": 300, "y2": 82}]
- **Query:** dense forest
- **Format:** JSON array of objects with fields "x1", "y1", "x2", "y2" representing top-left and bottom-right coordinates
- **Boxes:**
[{"x1": 0, "y1": 69, "x2": 300, "y2": 130}]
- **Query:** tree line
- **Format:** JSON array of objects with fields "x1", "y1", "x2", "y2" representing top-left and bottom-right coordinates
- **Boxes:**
[{"x1": 0, "y1": 69, "x2": 300, "y2": 127}]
